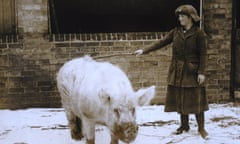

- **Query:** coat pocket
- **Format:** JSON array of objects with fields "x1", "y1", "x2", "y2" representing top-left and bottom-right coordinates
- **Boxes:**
[{"x1": 187, "y1": 62, "x2": 199, "y2": 74}]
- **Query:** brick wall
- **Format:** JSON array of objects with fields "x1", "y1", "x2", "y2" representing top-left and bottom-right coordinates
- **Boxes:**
[
  {"x1": 17, "y1": 0, "x2": 48, "y2": 34},
  {"x1": 0, "y1": 0, "x2": 234, "y2": 109},
  {"x1": 0, "y1": 33, "x2": 171, "y2": 109},
  {"x1": 203, "y1": 0, "x2": 233, "y2": 102},
  {"x1": 0, "y1": 35, "x2": 59, "y2": 109}
]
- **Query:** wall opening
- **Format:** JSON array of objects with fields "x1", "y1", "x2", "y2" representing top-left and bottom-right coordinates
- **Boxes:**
[
  {"x1": 0, "y1": 0, "x2": 16, "y2": 34},
  {"x1": 234, "y1": 0, "x2": 240, "y2": 91},
  {"x1": 237, "y1": 0, "x2": 240, "y2": 29},
  {"x1": 49, "y1": 0, "x2": 200, "y2": 34}
]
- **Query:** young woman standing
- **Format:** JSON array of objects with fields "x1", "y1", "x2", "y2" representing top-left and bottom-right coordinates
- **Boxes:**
[{"x1": 135, "y1": 5, "x2": 209, "y2": 138}]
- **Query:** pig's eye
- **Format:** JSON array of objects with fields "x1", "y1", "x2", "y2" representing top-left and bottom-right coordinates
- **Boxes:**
[
  {"x1": 114, "y1": 108, "x2": 120, "y2": 117},
  {"x1": 131, "y1": 108, "x2": 136, "y2": 115}
]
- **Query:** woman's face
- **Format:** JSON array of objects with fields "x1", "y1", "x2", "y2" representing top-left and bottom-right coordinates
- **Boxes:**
[{"x1": 178, "y1": 14, "x2": 193, "y2": 27}]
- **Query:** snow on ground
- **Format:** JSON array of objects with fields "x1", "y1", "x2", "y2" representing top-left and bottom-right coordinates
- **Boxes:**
[{"x1": 0, "y1": 103, "x2": 240, "y2": 144}]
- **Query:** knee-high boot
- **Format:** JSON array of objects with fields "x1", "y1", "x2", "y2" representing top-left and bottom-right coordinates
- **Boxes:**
[
  {"x1": 196, "y1": 112, "x2": 208, "y2": 138},
  {"x1": 174, "y1": 114, "x2": 190, "y2": 134}
]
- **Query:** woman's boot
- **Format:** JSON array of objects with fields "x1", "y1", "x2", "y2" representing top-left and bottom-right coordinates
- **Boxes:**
[
  {"x1": 174, "y1": 114, "x2": 190, "y2": 134},
  {"x1": 196, "y1": 112, "x2": 208, "y2": 138}
]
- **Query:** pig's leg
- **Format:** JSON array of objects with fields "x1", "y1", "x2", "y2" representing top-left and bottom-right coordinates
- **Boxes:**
[
  {"x1": 81, "y1": 118, "x2": 95, "y2": 144},
  {"x1": 110, "y1": 126, "x2": 119, "y2": 144},
  {"x1": 66, "y1": 111, "x2": 83, "y2": 140},
  {"x1": 110, "y1": 133, "x2": 119, "y2": 144}
]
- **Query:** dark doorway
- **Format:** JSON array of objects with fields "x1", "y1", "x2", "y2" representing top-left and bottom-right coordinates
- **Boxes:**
[
  {"x1": 0, "y1": 0, "x2": 16, "y2": 34},
  {"x1": 49, "y1": 0, "x2": 200, "y2": 34},
  {"x1": 233, "y1": 0, "x2": 240, "y2": 89},
  {"x1": 237, "y1": 0, "x2": 240, "y2": 29}
]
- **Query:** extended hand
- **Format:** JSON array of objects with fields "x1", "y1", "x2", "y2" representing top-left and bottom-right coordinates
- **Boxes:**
[
  {"x1": 134, "y1": 49, "x2": 143, "y2": 55},
  {"x1": 197, "y1": 74, "x2": 206, "y2": 85}
]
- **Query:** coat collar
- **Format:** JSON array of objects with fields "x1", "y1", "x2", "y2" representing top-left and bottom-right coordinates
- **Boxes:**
[{"x1": 176, "y1": 26, "x2": 197, "y2": 39}]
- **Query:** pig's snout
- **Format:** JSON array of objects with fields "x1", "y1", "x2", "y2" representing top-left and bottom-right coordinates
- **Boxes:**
[{"x1": 118, "y1": 122, "x2": 139, "y2": 143}]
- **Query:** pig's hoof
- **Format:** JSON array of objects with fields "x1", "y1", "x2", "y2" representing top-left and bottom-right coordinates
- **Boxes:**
[
  {"x1": 71, "y1": 130, "x2": 83, "y2": 140},
  {"x1": 87, "y1": 139, "x2": 94, "y2": 144}
]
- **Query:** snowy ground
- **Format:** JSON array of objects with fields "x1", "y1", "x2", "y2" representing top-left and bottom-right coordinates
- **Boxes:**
[{"x1": 1, "y1": 103, "x2": 240, "y2": 144}]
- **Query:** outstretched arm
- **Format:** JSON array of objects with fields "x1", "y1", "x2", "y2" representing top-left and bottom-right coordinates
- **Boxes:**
[{"x1": 142, "y1": 29, "x2": 174, "y2": 54}]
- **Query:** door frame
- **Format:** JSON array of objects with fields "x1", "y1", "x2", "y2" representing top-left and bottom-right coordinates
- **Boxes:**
[{"x1": 230, "y1": 0, "x2": 237, "y2": 101}]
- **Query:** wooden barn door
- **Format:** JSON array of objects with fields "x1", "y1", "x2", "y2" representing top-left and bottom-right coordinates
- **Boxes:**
[{"x1": 0, "y1": 0, "x2": 16, "y2": 34}]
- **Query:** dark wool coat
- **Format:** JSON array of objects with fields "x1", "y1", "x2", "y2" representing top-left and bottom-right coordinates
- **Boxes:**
[
  {"x1": 143, "y1": 26, "x2": 208, "y2": 87},
  {"x1": 143, "y1": 26, "x2": 209, "y2": 114}
]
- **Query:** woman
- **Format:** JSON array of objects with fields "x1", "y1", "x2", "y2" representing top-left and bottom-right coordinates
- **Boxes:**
[{"x1": 134, "y1": 5, "x2": 209, "y2": 138}]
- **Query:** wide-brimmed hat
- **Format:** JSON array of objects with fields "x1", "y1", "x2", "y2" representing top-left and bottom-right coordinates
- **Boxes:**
[{"x1": 175, "y1": 5, "x2": 200, "y2": 22}]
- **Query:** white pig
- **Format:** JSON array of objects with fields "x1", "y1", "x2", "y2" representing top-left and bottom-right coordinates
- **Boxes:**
[{"x1": 56, "y1": 55, "x2": 155, "y2": 144}]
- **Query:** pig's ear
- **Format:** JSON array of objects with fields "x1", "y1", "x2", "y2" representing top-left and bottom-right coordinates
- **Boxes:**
[
  {"x1": 136, "y1": 86, "x2": 155, "y2": 106},
  {"x1": 99, "y1": 89, "x2": 111, "y2": 104}
]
